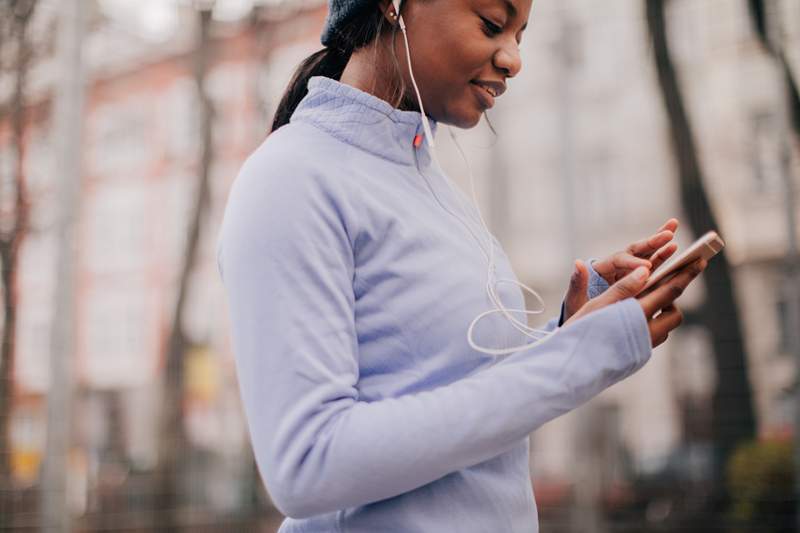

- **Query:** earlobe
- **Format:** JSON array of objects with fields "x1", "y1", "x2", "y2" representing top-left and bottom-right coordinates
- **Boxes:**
[{"x1": 379, "y1": 0, "x2": 399, "y2": 25}]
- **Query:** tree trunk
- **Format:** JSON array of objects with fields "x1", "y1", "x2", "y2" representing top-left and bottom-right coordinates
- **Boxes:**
[
  {"x1": 747, "y1": 2, "x2": 800, "y2": 529},
  {"x1": 645, "y1": 0, "x2": 757, "y2": 506},
  {"x1": 747, "y1": 0, "x2": 800, "y2": 143},
  {"x1": 0, "y1": 1, "x2": 36, "y2": 526},
  {"x1": 153, "y1": 7, "x2": 215, "y2": 531}
]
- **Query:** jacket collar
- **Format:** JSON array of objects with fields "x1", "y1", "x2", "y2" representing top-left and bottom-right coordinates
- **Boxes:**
[{"x1": 290, "y1": 75, "x2": 439, "y2": 168}]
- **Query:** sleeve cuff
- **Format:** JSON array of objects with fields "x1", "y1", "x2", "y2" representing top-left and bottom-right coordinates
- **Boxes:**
[
  {"x1": 587, "y1": 258, "x2": 610, "y2": 299},
  {"x1": 617, "y1": 297, "x2": 652, "y2": 369}
]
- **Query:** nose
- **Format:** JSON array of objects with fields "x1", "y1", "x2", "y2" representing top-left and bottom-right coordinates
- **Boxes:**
[{"x1": 494, "y1": 39, "x2": 522, "y2": 78}]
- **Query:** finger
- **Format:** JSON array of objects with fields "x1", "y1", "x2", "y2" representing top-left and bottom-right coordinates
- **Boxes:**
[
  {"x1": 592, "y1": 255, "x2": 643, "y2": 285},
  {"x1": 639, "y1": 258, "x2": 707, "y2": 317},
  {"x1": 627, "y1": 230, "x2": 675, "y2": 258},
  {"x1": 652, "y1": 304, "x2": 683, "y2": 334},
  {"x1": 564, "y1": 260, "x2": 589, "y2": 319},
  {"x1": 612, "y1": 252, "x2": 652, "y2": 277},
  {"x1": 649, "y1": 304, "x2": 683, "y2": 347},
  {"x1": 656, "y1": 218, "x2": 679, "y2": 234},
  {"x1": 597, "y1": 265, "x2": 650, "y2": 305},
  {"x1": 589, "y1": 257, "x2": 614, "y2": 281},
  {"x1": 648, "y1": 242, "x2": 678, "y2": 271},
  {"x1": 652, "y1": 330, "x2": 669, "y2": 348}
]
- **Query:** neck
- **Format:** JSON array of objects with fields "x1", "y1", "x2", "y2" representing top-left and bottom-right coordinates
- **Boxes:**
[{"x1": 338, "y1": 37, "x2": 420, "y2": 113}]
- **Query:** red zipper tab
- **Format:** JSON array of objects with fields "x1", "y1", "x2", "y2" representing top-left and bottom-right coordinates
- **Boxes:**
[{"x1": 413, "y1": 134, "x2": 423, "y2": 148}]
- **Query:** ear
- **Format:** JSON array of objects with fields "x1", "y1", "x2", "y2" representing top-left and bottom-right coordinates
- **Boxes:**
[{"x1": 378, "y1": 0, "x2": 400, "y2": 25}]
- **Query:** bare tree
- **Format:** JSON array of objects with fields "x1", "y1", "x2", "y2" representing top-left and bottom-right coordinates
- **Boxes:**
[
  {"x1": 645, "y1": 0, "x2": 756, "y2": 509},
  {"x1": 0, "y1": 1, "x2": 37, "y2": 524},
  {"x1": 747, "y1": 2, "x2": 800, "y2": 528},
  {"x1": 153, "y1": 5, "x2": 215, "y2": 530},
  {"x1": 747, "y1": 0, "x2": 800, "y2": 142}
]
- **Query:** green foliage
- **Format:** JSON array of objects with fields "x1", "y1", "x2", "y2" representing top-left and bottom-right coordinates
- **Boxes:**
[{"x1": 727, "y1": 438, "x2": 794, "y2": 529}]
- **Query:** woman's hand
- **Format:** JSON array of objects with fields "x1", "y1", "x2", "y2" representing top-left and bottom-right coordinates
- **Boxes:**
[
  {"x1": 563, "y1": 218, "x2": 681, "y2": 322},
  {"x1": 593, "y1": 218, "x2": 680, "y2": 284},
  {"x1": 563, "y1": 257, "x2": 708, "y2": 348}
]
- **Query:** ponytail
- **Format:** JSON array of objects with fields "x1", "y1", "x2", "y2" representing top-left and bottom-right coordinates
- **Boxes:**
[
  {"x1": 270, "y1": 45, "x2": 351, "y2": 133},
  {"x1": 269, "y1": 7, "x2": 391, "y2": 134}
]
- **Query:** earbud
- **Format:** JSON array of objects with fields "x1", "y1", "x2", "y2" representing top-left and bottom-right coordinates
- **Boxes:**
[
  {"x1": 390, "y1": 0, "x2": 405, "y2": 30},
  {"x1": 386, "y1": 0, "x2": 400, "y2": 23}
]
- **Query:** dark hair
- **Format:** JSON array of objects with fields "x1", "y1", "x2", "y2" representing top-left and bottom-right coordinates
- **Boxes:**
[
  {"x1": 269, "y1": 2, "x2": 498, "y2": 137},
  {"x1": 270, "y1": 7, "x2": 406, "y2": 133}
]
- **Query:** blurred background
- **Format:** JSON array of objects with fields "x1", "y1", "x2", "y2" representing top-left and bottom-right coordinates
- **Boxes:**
[{"x1": 0, "y1": 0, "x2": 798, "y2": 531}]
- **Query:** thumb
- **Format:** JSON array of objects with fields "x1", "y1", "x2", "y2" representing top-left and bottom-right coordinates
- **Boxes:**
[
  {"x1": 564, "y1": 259, "x2": 589, "y2": 318},
  {"x1": 600, "y1": 265, "x2": 649, "y2": 304}
]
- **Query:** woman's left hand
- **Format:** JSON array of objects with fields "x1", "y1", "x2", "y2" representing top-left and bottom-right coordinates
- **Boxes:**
[{"x1": 563, "y1": 218, "x2": 680, "y2": 322}]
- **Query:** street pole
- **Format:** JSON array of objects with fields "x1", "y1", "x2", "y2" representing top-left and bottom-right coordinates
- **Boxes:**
[
  {"x1": 41, "y1": 0, "x2": 85, "y2": 530},
  {"x1": 553, "y1": 4, "x2": 604, "y2": 532},
  {"x1": 759, "y1": 1, "x2": 800, "y2": 528},
  {"x1": 784, "y1": 124, "x2": 800, "y2": 533},
  {"x1": 781, "y1": 82, "x2": 800, "y2": 533}
]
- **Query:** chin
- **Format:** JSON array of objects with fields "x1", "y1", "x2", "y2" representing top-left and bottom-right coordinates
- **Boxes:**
[{"x1": 442, "y1": 110, "x2": 483, "y2": 129}]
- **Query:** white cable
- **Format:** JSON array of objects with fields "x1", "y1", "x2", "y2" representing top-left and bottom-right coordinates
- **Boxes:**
[
  {"x1": 398, "y1": 17, "x2": 436, "y2": 150},
  {"x1": 395, "y1": 11, "x2": 559, "y2": 356}
]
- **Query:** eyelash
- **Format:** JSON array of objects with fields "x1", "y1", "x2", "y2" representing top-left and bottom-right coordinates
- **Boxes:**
[{"x1": 480, "y1": 17, "x2": 503, "y2": 36}]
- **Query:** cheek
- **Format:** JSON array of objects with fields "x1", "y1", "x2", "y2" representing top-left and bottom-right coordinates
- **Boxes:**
[
  {"x1": 406, "y1": 23, "x2": 493, "y2": 123},
  {"x1": 416, "y1": 22, "x2": 487, "y2": 77}
]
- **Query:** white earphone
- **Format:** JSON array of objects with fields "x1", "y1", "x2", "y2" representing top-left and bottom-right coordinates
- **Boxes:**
[{"x1": 390, "y1": 0, "x2": 557, "y2": 356}]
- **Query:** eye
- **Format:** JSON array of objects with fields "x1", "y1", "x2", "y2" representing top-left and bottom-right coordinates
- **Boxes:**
[{"x1": 480, "y1": 17, "x2": 503, "y2": 36}]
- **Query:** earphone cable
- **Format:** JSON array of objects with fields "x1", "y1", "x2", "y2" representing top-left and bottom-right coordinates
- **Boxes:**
[{"x1": 395, "y1": 7, "x2": 559, "y2": 356}]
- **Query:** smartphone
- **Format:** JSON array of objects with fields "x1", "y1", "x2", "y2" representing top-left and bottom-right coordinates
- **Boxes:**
[{"x1": 641, "y1": 230, "x2": 725, "y2": 292}]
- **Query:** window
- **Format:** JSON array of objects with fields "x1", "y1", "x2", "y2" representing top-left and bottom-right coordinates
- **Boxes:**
[
  {"x1": 776, "y1": 290, "x2": 800, "y2": 354},
  {"x1": 89, "y1": 98, "x2": 151, "y2": 178},
  {"x1": 15, "y1": 294, "x2": 52, "y2": 393},
  {"x1": 84, "y1": 286, "x2": 155, "y2": 388},
  {"x1": 163, "y1": 77, "x2": 201, "y2": 161},
  {"x1": 0, "y1": 144, "x2": 18, "y2": 234},
  {"x1": 85, "y1": 182, "x2": 148, "y2": 273},
  {"x1": 750, "y1": 112, "x2": 783, "y2": 194},
  {"x1": 577, "y1": 150, "x2": 627, "y2": 228}
]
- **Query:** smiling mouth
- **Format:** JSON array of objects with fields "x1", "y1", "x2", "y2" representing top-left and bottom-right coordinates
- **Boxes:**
[{"x1": 470, "y1": 81, "x2": 498, "y2": 97}]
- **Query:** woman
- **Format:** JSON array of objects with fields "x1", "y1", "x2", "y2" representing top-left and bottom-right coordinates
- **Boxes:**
[{"x1": 216, "y1": 0, "x2": 708, "y2": 530}]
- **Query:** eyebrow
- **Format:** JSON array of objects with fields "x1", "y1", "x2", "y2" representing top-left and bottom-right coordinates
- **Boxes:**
[{"x1": 498, "y1": 0, "x2": 527, "y2": 32}]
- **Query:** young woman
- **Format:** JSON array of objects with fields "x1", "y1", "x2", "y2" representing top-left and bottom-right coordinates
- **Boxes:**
[{"x1": 217, "y1": 0, "x2": 708, "y2": 530}]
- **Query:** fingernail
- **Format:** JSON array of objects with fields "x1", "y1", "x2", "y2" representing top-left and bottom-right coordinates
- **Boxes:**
[{"x1": 634, "y1": 266, "x2": 648, "y2": 280}]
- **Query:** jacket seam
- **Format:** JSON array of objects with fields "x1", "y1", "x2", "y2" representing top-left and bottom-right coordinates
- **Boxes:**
[{"x1": 298, "y1": 117, "x2": 415, "y2": 167}]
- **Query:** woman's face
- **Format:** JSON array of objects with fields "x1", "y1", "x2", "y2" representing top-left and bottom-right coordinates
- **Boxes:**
[{"x1": 384, "y1": 0, "x2": 532, "y2": 128}]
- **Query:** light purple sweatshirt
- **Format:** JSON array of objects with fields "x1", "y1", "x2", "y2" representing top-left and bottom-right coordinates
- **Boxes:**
[{"x1": 216, "y1": 75, "x2": 652, "y2": 532}]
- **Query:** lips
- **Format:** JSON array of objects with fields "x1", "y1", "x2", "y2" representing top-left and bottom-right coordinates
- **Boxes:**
[
  {"x1": 470, "y1": 80, "x2": 506, "y2": 109},
  {"x1": 471, "y1": 80, "x2": 506, "y2": 98}
]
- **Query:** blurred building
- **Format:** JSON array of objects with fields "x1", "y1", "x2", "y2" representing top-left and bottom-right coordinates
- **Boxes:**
[
  {"x1": 482, "y1": 0, "x2": 800, "y2": 518},
  {"x1": 2, "y1": 0, "x2": 326, "y2": 520},
  {"x1": 0, "y1": 0, "x2": 798, "y2": 527}
]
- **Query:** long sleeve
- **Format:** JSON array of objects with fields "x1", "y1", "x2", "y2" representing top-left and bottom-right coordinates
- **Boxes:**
[
  {"x1": 217, "y1": 154, "x2": 652, "y2": 520},
  {"x1": 556, "y1": 258, "x2": 611, "y2": 327},
  {"x1": 588, "y1": 258, "x2": 611, "y2": 298}
]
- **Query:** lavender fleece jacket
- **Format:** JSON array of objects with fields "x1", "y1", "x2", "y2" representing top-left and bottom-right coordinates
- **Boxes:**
[{"x1": 216, "y1": 76, "x2": 652, "y2": 532}]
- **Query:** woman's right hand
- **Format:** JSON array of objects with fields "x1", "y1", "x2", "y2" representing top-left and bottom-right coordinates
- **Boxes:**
[{"x1": 563, "y1": 257, "x2": 708, "y2": 348}]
